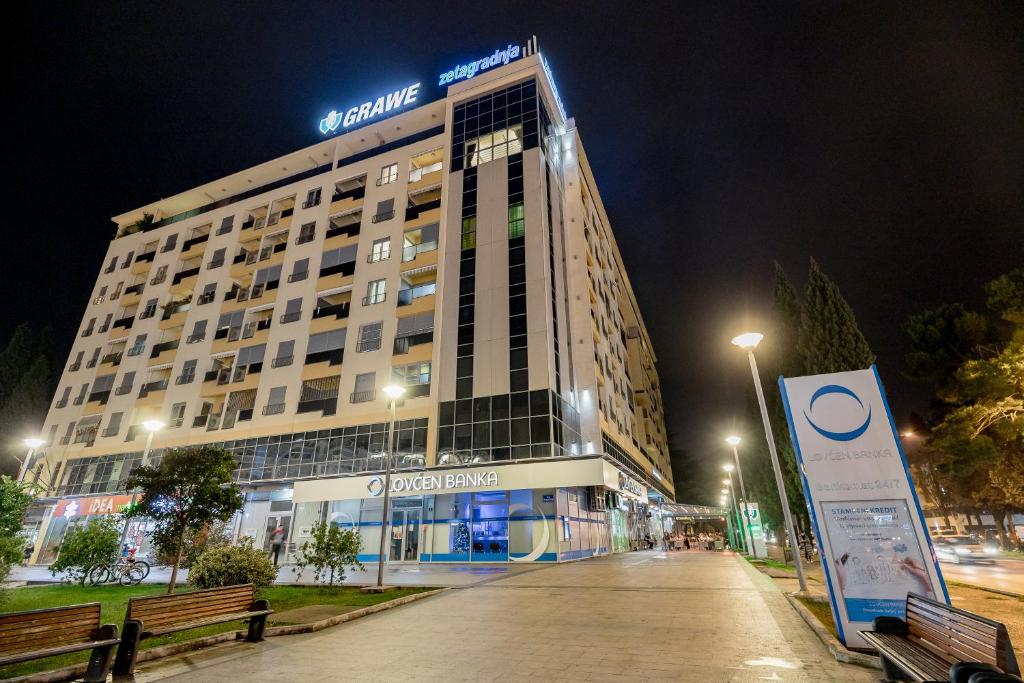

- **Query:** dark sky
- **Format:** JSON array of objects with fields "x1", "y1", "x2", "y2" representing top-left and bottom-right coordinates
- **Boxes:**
[{"x1": 6, "y1": 2, "x2": 1022, "y2": 501}]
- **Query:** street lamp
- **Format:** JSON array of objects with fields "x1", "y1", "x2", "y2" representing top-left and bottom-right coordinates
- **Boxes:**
[
  {"x1": 731, "y1": 331, "x2": 807, "y2": 592},
  {"x1": 16, "y1": 437, "x2": 46, "y2": 482},
  {"x1": 375, "y1": 384, "x2": 407, "y2": 589},
  {"x1": 725, "y1": 435, "x2": 758, "y2": 558},
  {"x1": 722, "y1": 476, "x2": 745, "y2": 552}
]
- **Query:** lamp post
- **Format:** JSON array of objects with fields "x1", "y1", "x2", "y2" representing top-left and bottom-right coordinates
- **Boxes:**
[
  {"x1": 121, "y1": 420, "x2": 165, "y2": 552},
  {"x1": 722, "y1": 477, "x2": 744, "y2": 552},
  {"x1": 375, "y1": 384, "x2": 406, "y2": 589},
  {"x1": 725, "y1": 435, "x2": 759, "y2": 557},
  {"x1": 731, "y1": 331, "x2": 807, "y2": 592},
  {"x1": 17, "y1": 438, "x2": 46, "y2": 482}
]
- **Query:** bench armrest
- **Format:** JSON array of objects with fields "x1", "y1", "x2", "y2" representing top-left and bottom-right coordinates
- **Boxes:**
[{"x1": 872, "y1": 616, "x2": 908, "y2": 635}]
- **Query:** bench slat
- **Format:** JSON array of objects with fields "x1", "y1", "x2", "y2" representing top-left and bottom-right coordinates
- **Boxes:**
[
  {"x1": 908, "y1": 598, "x2": 999, "y2": 639},
  {"x1": 0, "y1": 618, "x2": 100, "y2": 638},
  {"x1": 143, "y1": 610, "x2": 273, "y2": 638},
  {"x1": 861, "y1": 631, "x2": 951, "y2": 681},
  {"x1": 908, "y1": 612, "x2": 1001, "y2": 664},
  {"x1": 133, "y1": 598, "x2": 255, "y2": 626},
  {"x1": 0, "y1": 604, "x2": 100, "y2": 630},
  {"x1": 1, "y1": 626, "x2": 100, "y2": 652},
  {"x1": 128, "y1": 588, "x2": 254, "y2": 618},
  {"x1": 0, "y1": 638, "x2": 119, "y2": 667},
  {"x1": 907, "y1": 605, "x2": 1000, "y2": 649},
  {"x1": 128, "y1": 585, "x2": 252, "y2": 607}
]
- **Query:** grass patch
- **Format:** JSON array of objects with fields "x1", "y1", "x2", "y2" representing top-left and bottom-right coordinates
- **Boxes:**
[
  {"x1": 0, "y1": 582, "x2": 431, "y2": 679},
  {"x1": 796, "y1": 596, "x2": 838, "y2": 640},
  {"x1": 741, "y1": 554, "x2": 794, "y2": 572}
]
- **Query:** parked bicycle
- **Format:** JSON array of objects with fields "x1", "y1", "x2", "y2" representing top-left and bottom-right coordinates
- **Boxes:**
[{"x1": 88, "y1": 550, "x2": 151, "y2": 586}]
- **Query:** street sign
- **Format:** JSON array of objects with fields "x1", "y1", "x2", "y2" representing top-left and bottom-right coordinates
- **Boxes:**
[
  {"x1": 742, "y1": 502, "x2": 767, "y2": 558},
  {"x1": 779, "y1": 366, "x2": 947, "y2": 649}
]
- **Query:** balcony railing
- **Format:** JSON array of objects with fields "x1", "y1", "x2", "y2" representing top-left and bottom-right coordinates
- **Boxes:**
[
  {"x1": 172, "y1": 266, "x2": 200, "y2": 285},
  {"x1": 280, "y1": 311, "x2": 302, "y2": 324},
  {"x1": 295, "y1": 231, "x2": 315, "y2": 245},
  {"x1": 262, "y1": 403, "x2": 285, "y2": 415},
  {"x1": 288, "y1": 270, "x2": 308, "y2": 283},
  {"x1": 175, "y1": 372, "x2": 195, "y2": 385},
  {"x1": 402, "y1": 241, "x2": 438, "y2": 262},
  {"x1": 182, "y1": 233, "x2": 210, "y2": 251},
  {"x1": 371, "y1": 210, "x2": 395, "y2": 224},
  {"x1": 330, "y1": 185, "x2": 365, "y2": 203},
  {"x1": 362, "y1": 292, "x2": 386, "y2": 306},
  {"x1": 149, "y1": 339, "x2": 180, "y2": 358},
  {"x1": 101, "y1": 352, "x2": 123, "y2": 365},
  {"x1": 296, "y1": 397, "x2": 338, "y2": 415},
  {"x1": 397, "y1": 283, "x2": 436, "y2": 306},
  {"x1": 405, "y1": 198, "x2": 441, "y2": 221},
  {"x1": 271, "y1": 355, "x2": 293, "y2": 368},
  {"x1": 350, "y1": 390, "x2": 375, "y2": 403},
  {"x1": 138, "y1": 379, "x2": 169, "y2": 397},
  {"x1": 125, "y1": 283, "x2": 145, "y2": 295},
  {"x1": 312, "y1": 302, "x2": 350, "y2": 320}
]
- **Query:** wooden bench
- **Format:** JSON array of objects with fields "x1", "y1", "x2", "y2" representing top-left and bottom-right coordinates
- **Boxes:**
[
  {"x1": 0, "y1": 603, "x2": 119, "y2": 683},
  {"x1": 860, "y1": 592, "x2": 1021, "y2": 682},
  {"x1": 112, "y1": 584, "x2": 272, "y2": 675}
]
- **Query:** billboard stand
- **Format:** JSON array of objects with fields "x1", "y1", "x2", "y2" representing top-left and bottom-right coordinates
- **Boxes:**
[{"x1": 778, "y1": 365, "x2": 947, "y2": 650}]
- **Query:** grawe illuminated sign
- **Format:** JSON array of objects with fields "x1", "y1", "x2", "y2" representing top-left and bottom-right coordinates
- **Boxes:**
[
  {"x1": 438, "y1": 43, "x2": 522, "y2": 86},
  {"x1": 319, "y1": 82, "x2": 421, "y2": 135}
]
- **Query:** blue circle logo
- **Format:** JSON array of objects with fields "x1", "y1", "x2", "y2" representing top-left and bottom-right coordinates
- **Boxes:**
[{"x1": 803, "y1": 384, "x2": 872, "y2": 442}]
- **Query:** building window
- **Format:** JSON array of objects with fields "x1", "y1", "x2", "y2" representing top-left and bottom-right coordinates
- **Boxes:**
[
  {"x1": 169, "y1": 402, "x2": 186, "y2": 428},
  {"x1": 351, "y1": 372, "x2": 376, "y2": 403},
  {"x1": 289, "y1": 257, "x2": 309, "y2": 282},
  {"x1": 461, "y1": 217, "x2": 477, "y2": 250},
  {"x1": 296, "y1": 222, "x2": 316, "y2": 245},
  {"x1": 356, "y1": 322, "x2": 383, "y2": 352},
  {"x1": 369, "y1": 238, "x2": 391, "y2": 263},
  {"x1": 208, "y1": 247, "x2": 226, "y2": 269},
  {"x1": 303, "y1": 188, "x2": 322, "y2": 209},
  {"x1": 281, "y1": 297, "x2": 302, "y2": 324},
  {"x1": 377, "y1": 163, "x2": 398, "y2": 186},
  {"x1": 465, "y1": 125, "x2": 524, "y2": 168},
  {"x1": 272, "y1": 340, "x2": 294, "y2": 368},
  {"x1": 372, "y1": 198, "x2": 395, "y2": 223},
  {"x1": 363, "y1": 279, "x2": 386, "y2": 306},
  {"x1": 177, "y1": 359, "x2": 197, "y2": 384},
  {"x1": 127, "y1": 334, "x2": 147, "y2": 357},
  {"x1": 217, "y1": 215, "x2": 234, "y2": 235},
  {"x1": 263, "y1": 386, "x2": 287, "y2": 415},
  {"x1": 393, "y1": 361, "x2": 431, "y2": 386},
  {"x1": 508, "y1": 202, "x2": 525, "y2": 239}
]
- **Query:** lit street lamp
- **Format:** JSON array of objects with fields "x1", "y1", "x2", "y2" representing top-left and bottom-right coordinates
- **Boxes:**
[
  {"x1": 725, "y1": 435, "x2": 759, "y2": 558},
  {"x1": 721, "y1": 472, "x2": 746, "y2": 553},
  {"x1": 375, "y1": 384, "x2": 407, "y2": 589},
  {"x1": 17, "y1": 437, "x2": 46, "y2": 482},
  {"x1": 732, "y1": 331, "x2": 807, "y2": 592}
]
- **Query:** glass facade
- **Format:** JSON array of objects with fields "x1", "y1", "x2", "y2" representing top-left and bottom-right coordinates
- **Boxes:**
[{"x1": 296, "y1": 485, "x2": 606, "y2": 563}]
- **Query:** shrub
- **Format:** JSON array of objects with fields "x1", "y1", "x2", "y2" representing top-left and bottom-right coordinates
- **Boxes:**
[
  {"x1": 49, "y1": 517, "x2": 121, "y2": 585},
  {"x1": 189, "y1": 537, "x2": 276, "y2": 589},
  {"x1": 292, "y1": 521, "x2": 364, "y2": 587}
]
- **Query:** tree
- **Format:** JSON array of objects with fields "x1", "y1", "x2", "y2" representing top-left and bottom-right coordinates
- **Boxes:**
[
  {"x1": 49, "y1": 517, "x2": 121, "y2": 585},
  {"x1": 798, "y1": 258, "x2": 875, "y2": 375},
  {"x1": 0, "y1": 476, "x2": 33, "y2": 588},
  {"x1": 124, "y1": 446, "x2": 243, "y2": 593},
  {"x1": 292, "y1": 521, "x2": 364, "y2": 587},
  {"x1": 902, "y1": 304, "x2": 990, "y2": 394}
]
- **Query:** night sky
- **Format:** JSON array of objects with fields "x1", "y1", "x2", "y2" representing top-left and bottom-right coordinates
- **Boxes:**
[{"x1": 7, "y1": 3, "x2": 1022, "y2": 501}]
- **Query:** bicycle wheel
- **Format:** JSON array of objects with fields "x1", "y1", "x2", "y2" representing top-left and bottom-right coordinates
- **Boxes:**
[
  {"x1": 121, "y1": 564, "x2": 146, "y2": 586},
  {"x1": 88, "y1": 565, "x2": 110, "y2": 586},
  {"x1": 131, "y1": 560, "x2": 151, "y2": 580}
]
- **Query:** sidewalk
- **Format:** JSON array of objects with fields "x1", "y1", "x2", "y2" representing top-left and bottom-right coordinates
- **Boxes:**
[
  {"x1": 130, "y1": 550, "x2": 875, "y2": 682},
  {"x1": 7, "y1": 561, "x2": 540, "y2": 589}
]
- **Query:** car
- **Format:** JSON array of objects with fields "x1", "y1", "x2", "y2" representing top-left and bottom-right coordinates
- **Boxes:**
[{"x1": 933, "y1": 535, "x2": 998, "y2": 564}]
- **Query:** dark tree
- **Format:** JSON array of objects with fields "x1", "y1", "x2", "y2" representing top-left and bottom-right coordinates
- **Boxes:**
[{"x1": 798, "y1": 258, "x2": 875, "y2": 375}]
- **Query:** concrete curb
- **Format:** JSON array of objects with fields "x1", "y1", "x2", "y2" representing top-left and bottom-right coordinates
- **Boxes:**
[
  {"x1": 947, "y1": 580, "x2": 1024, "y2": 600},
  {"x1": 5, "y1": 588, "x2": 448, "y2": 683},
  {"x1": 784, "y1": 593, "x2": 881, "y2": 670}
]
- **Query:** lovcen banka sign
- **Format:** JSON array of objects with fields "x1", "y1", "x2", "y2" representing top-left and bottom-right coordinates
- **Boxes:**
[{"x1": 319, "y1": 83, "x2": 421, "y2": 135}]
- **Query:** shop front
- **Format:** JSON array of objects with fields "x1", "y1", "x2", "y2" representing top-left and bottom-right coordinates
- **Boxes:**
[
  {"x1": 288, "y1": 456, "x2": 641, "y2": 563},
  {"x1": 34, "y1": 494, "x2": 135, "y2": 564}
]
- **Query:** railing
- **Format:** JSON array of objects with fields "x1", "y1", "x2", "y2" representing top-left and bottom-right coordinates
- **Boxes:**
[
  {"x1": 280, "y1": 311, "x2": 302, "y2": 324},
  {"x1": 330, "y1": 185, "x2": 365, "y2": 203},
  {"x1": 312, "y1": 302, "x2": 350, "y2": 320},
  {"x1": 149, "y1": 339, "x2": 180, "y2": 358},
  {"x1": 367, "y1": 250, "x2": 391, "y2": 263},
  {"x1": 138, "y1": 379, "x2": 168, "y2": 397},
  {"x1": 97, "y1": 323, "x2": 110, "y2": 333},
  {"x1": 262, "y1": 403, "x2": 285, "y2": 415},
  {"x1": 197, "y1": 292, "x2": 216, "y2": 305},
  {"x1": 371, "y1": 210, "x2": 395, "y2": 224},
  {"x1": 301, "y1": 197, "x2": 320, "y2": 209},
  {"x1": 325, "y1": 221, "x2": 360, "y2": 239},
  {"x1": 397, "y1": 282, "x2": 436, "y2": 306},
  {"x1": 101, "y1": 352, "x2": 123, "y2": 365},
  {"x1": 182, "y1": 233, "x2": 210, "y2": 251},
  {"x1": 186, "y1": 333, "x2": 205, "y2": 344},
  {"x1": 125, "y1": 283, "x2": 145, "y2": 295},
  {"x1": 288, "y1": 270, "x2": 308, "y2": 283},
  {"x1": 271, "y1": 355, "x2": 293, "y2": 368},
  {"x1": 350, "y1": 390, "x2": 375, "y2": 403},
  {"x1": 172, "y1": 266, "x2": 200, "y2": 284},
  {"x1": 175, "y1": 372, "x2": 195, "y2": 385},
  {"x1": 161, "y1": 301, "x2": 192, "y2": 319},
  {"x1": 303, "y1": 348, "x2": 344, "y2": 366},
  {"x1": 362, "y1": 292, "x2": 386, "y2": 306},
  {"x1": 296, "y1": 397, "x2": 338, "y2": 415},
  {"x1": 295, "y1": 231, "x2": 315, "y2": 245},
  {"x1": 80, "y1": 326, "x2": 94, "y2": 337},
  {"x1": 405, "y1": 198, "x2": 441, "y2": 221},
  {"x1": 55, "y1": 398, "x2": 69, "y2": 408},
  {"x1": 69, "y1": 362, "x2": 82, "y2": 371},
  {"x1": 402, "y1": 241, "x2": 437, "y2": 262},
  {"x1": 192, "y1": 414, "x2": 210, "y2": 428},
  {"x1": 115, "y1": 384, "x2": 132, "y2": 396},
  {"x1": 376, "y1": 174, "x2": 397, "y2": 186},
  {"x1": 206, "y1": 258, "x2": 224, "y2": 270}
]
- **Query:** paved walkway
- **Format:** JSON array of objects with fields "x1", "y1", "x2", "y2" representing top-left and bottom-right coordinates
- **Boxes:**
[{"x1": 132, "y1": 550, "x2": 875, "y2": 682}]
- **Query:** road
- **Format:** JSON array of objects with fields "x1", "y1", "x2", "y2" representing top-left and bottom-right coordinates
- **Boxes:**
[
  {"x1": 132, "y1": 550, "x2": 874, "y2": 683},
  {"x1": 938, "y1": 557, "x2": 1024, "y2": 595}
]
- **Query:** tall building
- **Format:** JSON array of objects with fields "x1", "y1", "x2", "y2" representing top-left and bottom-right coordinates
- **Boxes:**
[{"x1": 26, "y1": 40, "x2": 673, "y2": 565}]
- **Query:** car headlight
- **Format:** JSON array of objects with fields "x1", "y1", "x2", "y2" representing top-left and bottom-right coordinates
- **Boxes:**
[
  {"x1": 955, "y1": 548, "x2": 971, "y2": 555},
  {"x1": 984, "y1": 546, "x2": 998, "y2": 555}
]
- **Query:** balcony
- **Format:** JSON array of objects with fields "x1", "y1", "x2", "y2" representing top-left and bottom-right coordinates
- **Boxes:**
[
  {"x1": 397, "y1": 282, "x2": 436, "y2": 307},
  {"x1": 262, "y1": 403, "x2": 285, "y2": 416},
  {"x1": 87, "y1": 390, "x2": 111, "y2": 405},
  {"x1": 112, "y1": 316, "x2": 134, "y2": 330},
  {"x1": 312, "y1": 302, "x2": 350, "y2": 320},
  {"x1": 325, "y1": 218, "x2": 360, "y2": 241},
  {"x1": 175, "y1": 372, "x2": 195, "y2": 385},
  {"x1": 280, "y1": 311, "x2": 302, "y2": 324},
  {"x1": 362, "y1": 292, "x2": 386, "y2": 306},
  {"x1": 405, "y1": 198, "x2": 441, "y2": 222},
  {"x1": 350, "y1": 390, "x2": 375, "y2": 404},
  {"x1": 101, "y1": 351, "x2": 123, "y2": 366},
  {"x1": 271, "y1": 355, "x2": 293, "y2": 368},
  {"x1": 149, "y1": 339, "x2": 180, "y2": 358},
  {"x1": 288, "y1": 270, "x2": 308, "y2": 283},
  {"x1": 181, "y1": 232, "x2": 210, "y2": 255},
  {"x1": 371, "y1": 210, "x2": 395, "y2": 224},
  {"x1": 304, "y1": 348, "x2": 343, "y2": 367},
  {"x1": 296, "y1": 397, "x2": 338, "y2": 415},
  {"x1": 138, "y1": 379, "x2": 169, "y2": 398},
  {"x1": 402, "y1": 241, "x2": 438, "y2": 263},
  {"x1": 329, "y1": 185, "x2": 365, "y2": 213},
  {"x1": 171, "y1": 266, "x2": 200, "y2": 286}
]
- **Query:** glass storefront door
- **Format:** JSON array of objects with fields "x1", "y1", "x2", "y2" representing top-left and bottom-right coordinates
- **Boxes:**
[{"x1": 389, "y1": 508, "x2": 421, "y2": 562}]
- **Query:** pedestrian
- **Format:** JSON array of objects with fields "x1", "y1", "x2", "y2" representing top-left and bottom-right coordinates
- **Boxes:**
[
  {"x1": 22, "y1": 541, "x2": 34, "y2": 565},
  {"x1": 269, "y1": 525, "x2": 286, "y2": 567},
  {"x1": 684, "y1": 537, "x2": 690, "y2": 551}
]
